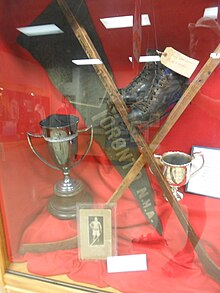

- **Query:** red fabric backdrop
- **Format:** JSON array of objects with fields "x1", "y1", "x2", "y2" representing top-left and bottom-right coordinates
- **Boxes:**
[{"x1": 0, "y1": 1, "x2": 220, "y2": 292}]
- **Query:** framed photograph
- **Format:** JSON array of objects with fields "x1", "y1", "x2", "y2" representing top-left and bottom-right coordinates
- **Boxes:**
[{"x1": 77, "y1": 205, "x2": 116, "y2": 260}]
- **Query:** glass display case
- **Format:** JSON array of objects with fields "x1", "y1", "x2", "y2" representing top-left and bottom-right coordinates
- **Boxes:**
[{"x1": 0, "y1": 0, "x2": 220, "y2": 292}]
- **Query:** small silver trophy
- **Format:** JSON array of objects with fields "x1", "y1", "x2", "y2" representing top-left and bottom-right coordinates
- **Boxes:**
[
  {"x1": 155, "y1": 151, "x2": 204, "y2": 201},
  {"x1": 27, "y1": 114, "x2": 93, "y2": 219}
]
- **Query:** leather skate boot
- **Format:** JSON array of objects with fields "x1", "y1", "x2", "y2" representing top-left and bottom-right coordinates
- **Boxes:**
[
  {"x1": 119, "y1": 61, "x2": 158, "y2": 106},
  {"x1": 128, "y1": 65, "x2": 189, "y2": 126}
]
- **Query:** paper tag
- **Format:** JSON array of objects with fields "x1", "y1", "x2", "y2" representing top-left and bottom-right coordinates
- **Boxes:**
[
  {"x1": 161, "y1": 47, "x2": 199, "y2": 78},
  {"x1": 210, "y1": 52, "x2": 220, "y2": 59},
  {"x1": 107, "y1": 254, "x2": 147, "y2": 273}
]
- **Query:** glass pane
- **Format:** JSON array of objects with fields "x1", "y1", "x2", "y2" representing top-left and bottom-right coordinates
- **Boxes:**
[{"x1": 0, "y1": 0, "x2": 220, "y2": 292}]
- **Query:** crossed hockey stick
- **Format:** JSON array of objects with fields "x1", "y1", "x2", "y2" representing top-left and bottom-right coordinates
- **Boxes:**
[{"x1": 57, "y1": 0, "x2": 220, "y2": 284}]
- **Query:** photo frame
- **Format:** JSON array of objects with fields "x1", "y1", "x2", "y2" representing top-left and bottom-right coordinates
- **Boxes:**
[{"x1": 77, "y1": 204, "x2": 117, "y2": 260}]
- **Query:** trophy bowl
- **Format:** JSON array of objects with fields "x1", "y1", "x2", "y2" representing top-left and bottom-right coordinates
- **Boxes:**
[
  {"x1": 155, "y1": 151, "x2": 204, "y2": 201},
  {"x1": 27, "y1": 114, "x2": 93, "y2": 219}
]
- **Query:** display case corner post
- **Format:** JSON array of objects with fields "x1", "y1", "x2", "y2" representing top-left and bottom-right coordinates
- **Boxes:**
[{"x1": 0, "y1": 209, "x2": 10, "y2": 290}]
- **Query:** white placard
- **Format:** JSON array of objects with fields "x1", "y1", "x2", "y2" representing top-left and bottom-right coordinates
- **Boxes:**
[
  {"x1": 186, "y1": 146, "x2": 220, "y2": 198},
  {"x1": 107, "y1": 254, "x2": 147, "y2": 273}
]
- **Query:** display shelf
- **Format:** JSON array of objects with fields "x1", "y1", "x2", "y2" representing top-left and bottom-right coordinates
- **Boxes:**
[
  {"x1": 5, "y1": 264, "x2": 120, "y2": 293},
  {"x1": 2, "y1": 259, "x2": 120, "y2": 293},
  {"x1": 1, "y1": 1, "x2": 220, "y2": 292}
]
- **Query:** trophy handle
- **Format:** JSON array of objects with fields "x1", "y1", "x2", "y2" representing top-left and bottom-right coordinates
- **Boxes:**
[
  {"x1": 26, "y1": 132, "x2": 60, "y2": 171},
  {"x1": 69, "y1": 125, "x2": 94, "y2": 169},
  {"x1": 191, "y1": 152, "x2": 205, "y2": 176},
  {"x1": 154, "y1": 154, "x2": 163, "y2": 167},
  {"x1": 149, "y1": 154, "x2": 163, "y2": 174}
]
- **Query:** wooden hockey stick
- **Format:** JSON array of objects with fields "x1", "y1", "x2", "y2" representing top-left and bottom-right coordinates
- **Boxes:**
[
  {"x1": 151, "y1": 46, "x2": 220, "y2": 151},
  {"x1": 56, "y1": 0, "x2": 220, "y2": 283},
  {"x1": 108, "y1": 44, "x2": 220, "y2": 204}
]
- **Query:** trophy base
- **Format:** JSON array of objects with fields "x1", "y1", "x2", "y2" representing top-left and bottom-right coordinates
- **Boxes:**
[
  {"x1": 163, "y1": 189, "x2": 184, "y2": 202},
  {"x1": 48, "y1": 180, "x2": 92, "y2": 220}
]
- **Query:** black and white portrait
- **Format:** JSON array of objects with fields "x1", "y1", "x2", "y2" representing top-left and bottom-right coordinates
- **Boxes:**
[
  {"x1": 89, "y1": 216, "x2": 104, "y2": 246},
  {"x1": 78, "y1": 208, "x2": 113, "y2": 260}
]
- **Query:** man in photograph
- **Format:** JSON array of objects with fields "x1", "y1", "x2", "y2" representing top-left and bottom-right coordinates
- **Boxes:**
[{"x1": 89, "y1": 217, "x2": 103, "y2": 246}]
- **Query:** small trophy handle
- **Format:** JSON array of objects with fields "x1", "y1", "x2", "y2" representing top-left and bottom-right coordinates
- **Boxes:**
[
  {"x1": 154, "y1": 154, "x2": 163, "y2": 167},
  {"x1": 191, "y1": 152, "x2": 205, "y2": 176},
  {"x1": 27, "y1": 132, "x2": 60, "y2": 171},
  {"x1": 69, "y1": 125, "x2": 94, "y2": 169},
  {"x1": 150, "y1": 154, "x2": 163, "y2": 174}
]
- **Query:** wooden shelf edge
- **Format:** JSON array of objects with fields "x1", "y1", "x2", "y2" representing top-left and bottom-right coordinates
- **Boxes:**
[{"x1": 4, "y1": 262, "x2": 120, "y2": 293}]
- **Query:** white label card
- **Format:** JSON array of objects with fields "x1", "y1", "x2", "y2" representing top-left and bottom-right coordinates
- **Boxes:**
[
  {"x1": 186, "y1": 146, "x2": 220, "y2": 199},
  {"x1": 161, "y1": 47, "x2": 199, "y2": 78},
  {"x1": 107, "y1": 254, "x2": 148, "y2": 273}
]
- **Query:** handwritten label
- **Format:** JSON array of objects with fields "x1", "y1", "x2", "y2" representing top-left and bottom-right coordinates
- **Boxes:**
[
  {"x1": 210, "y1": 52, "x2": 220, "y2": 59},
  {"x1": 186, "y1": 146, "x2": 220, "y2": 199},
  {"x1": 161, "y1": 47, "x2": 199, "y2": 78}
]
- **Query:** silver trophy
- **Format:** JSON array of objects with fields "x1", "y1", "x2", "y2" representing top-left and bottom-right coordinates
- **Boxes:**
[
  {"x1": 27, "y1": 114, "x2": 93, "y2": 219},
  {"x1": 155, "y1": 151, "x2": 204, "y2": 201}
]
